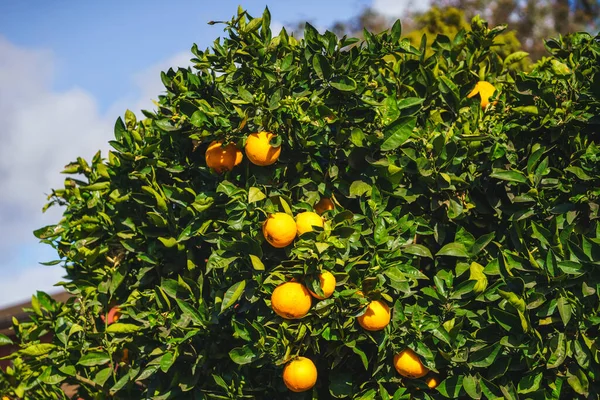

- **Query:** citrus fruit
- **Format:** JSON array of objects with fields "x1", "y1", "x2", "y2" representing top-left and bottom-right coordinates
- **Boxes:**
[
  {"x1": 314, "y1": 198, "x2": 334, "y2": 214},
  {"x1": 467, "y1": 80, "x2": 497, "y2": 109},
  {"x1": 283, "y1": 356, "x2": 317, "y2": 392},
  {"x1": 205, "y1": 140, "x2": 239, "y2": 172},
  {"x1": 234, "y1": 148, "x2": 243, "y2": 166},
  {"x1": 308, "y1": 271, "x2": 336, "y2": 300},
  {"x1": 394, "y1": 349, "x2": 429, "y2": 378},
  {"x1": 121, "y1": 348, "x2": 130, "y2": 364},
  {"x1": 357, "y1": 300, "x2": 390, "y2": 331},
  {"x1": 245, "y1": 131, "x2": 281, "y2": 166},
  {"x1": 101, "y1": 306, "x2": 121, "y2": 325},
  {"x1": 296, "y1": 211, "x2": 324, "y2": 235},
  {"x1": 425, "y1": 375, "x2": 439, "y2": 389},
  {"x1": 263, "y1": 213, "x2": 296, "y2": 248},
  {"x1": 271, "y1": 282, "x2": 312, "y2": 319}
]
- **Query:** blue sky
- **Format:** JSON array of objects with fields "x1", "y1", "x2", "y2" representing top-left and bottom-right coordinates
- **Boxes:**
[
  {"x1": 0, "y1": 0, "x2": 421, "y2": 307},
  {"x1": 1, "y1": 0, "x2": 373, "y2": 112}
]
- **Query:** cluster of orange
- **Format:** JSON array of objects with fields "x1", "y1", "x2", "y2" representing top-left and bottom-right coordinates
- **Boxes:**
[
  {"x1": 204, "y1": 134, "x2": 438, "y2": 393},
  {"x1": 205, "y1": 131, "x2": 281, "y2": 172}
]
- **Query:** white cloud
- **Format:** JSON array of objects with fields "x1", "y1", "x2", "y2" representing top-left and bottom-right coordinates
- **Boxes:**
[
  {"x1": 0, "y1": 264, "x2": 66, "y2": 307},
  {"x1": 0, "y1": 37, "x2": 112, "y2": 261},
  {"x1": 372, "y1": 0, "x2": 432, "y2": 16},
  {"x1": 0, "y1": 37, "x2": 195, "y2": 308},
  {"x1": 107, "y1": 51, "x2": 193, "y2": 119}
]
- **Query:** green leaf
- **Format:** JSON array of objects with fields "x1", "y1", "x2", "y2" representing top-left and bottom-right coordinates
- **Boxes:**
[
  {"x1": 490, "y1": 170, "x2": 528, "y2": 183},
  {"x1": 160, "y1": 351, "x2": 176, "y2": 373},
  {"x1": 462, "y1": 375, "x2": 481, "y2": 399},
  {"x1": 221, "y1": 280, "x2": 246, "y2": 313},
  {"x1": 396, "y1": 97, "x2": 424, "y2": 111},
  {"x1": 381, "y1": 116, "x2": 416, "y2": 151},
  {"x1": 229, "y1": 345, "x2": 259, "y2": 365},
  {"x1": 312, "y1": 54, "x2": 331, "y2": 80},
  {"x1": 141, "y1": 185, "x2": 167, "y2": 211},
  {"x1": 402, "y1": 244, "x2": 433, "y2": 258},
  {"x1": 94, "y1": 367, "x2": 113, "y2": 386},
  {"x1": 349, "y1": 180, "x2": 372, "y2": 197},
  {"x1": 565, "y1": 166, "x2": 592, "y2": 180},
  {"x1": 81, "y1": 181, "x2": 111, "y2": 191},
  {"x1": 436, "y1": 242, "x2": 470, "y2": 258},
  {"x1": 244, "y1": 17, "x2": 262, "y2": 34},
  {"x1": 329, "y1": 369, "x2": 353, "y2": 397},
  {"x1": 503, "y1": 51, "x2": 529, "y2": 67},
  {"x1": 78, "y1": 352, "x2": 111, "y2": 367},
  {"x1": 437, "y1": 375, "x2": 463, "y2": 398},
  {"x1": 39, "y1": 366, "x2": 66, "y2": 385},
  {"x1": 158, "y1": 237, "x2": 178, "y2": 248},
  {"x1": 114, "y1": 116, "x2": 126, "y2": 140},
  {"x1": 330, "y1": 76, "x2": 357, "y2": 91},
  {"x1": 248, "y1": 187, "x2": 266, "y2": 203},
  {"x1": 176, "y1": 299, "x2": 205, "y2": 326},
  {"x1": 547, "y1": 332, "x2": 567, "y2": 368},
  {"x1": 512, "y1": 105, "x2": 539, "y2": 115},
  {"x1": 567, "y1": 367, "x2": 589, "y2": 396},
  {"x1": 20, "y1": 343, "x2": 56, "y2": 356},
  {"x1": 556, "y1": 296, "x2": 572, "y2": 326},
  {"x1": 517, "y1": 372, "x2": 542, "y2": 394},
  {"x1": 470, "y1": 344, "x2": 501, "y2": 367},
  {"x1": 0, "y1": 333, "x2": 13, "y2": 346},
  {"x1": 249, "y1": 254, "x2": 265, "y2": 271},
  {"x1": 497, "y1": 290, "x2": 526, "y2": 313},
  {"x1": 106, "y1": 323, "x2": 140, "y2": 334}
]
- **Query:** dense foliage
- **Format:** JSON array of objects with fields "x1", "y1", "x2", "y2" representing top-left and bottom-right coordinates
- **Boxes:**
[{"x1": 1, "y1": 7, "x2": 599, "y2": 400}]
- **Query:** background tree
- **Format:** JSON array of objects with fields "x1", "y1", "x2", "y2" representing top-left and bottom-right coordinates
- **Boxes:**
[{"x1": 325, "y1": 0, "x2": 599, "y2": 61}]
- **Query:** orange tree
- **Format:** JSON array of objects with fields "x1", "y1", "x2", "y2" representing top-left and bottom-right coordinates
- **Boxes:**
[{"x1": 1, "y1": 7, "x2": 600, "y2": 400}]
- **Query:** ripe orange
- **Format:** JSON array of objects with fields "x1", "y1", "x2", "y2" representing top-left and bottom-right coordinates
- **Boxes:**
[
  {"x1": 245, "y1": 131, "x2": 281, "y2": 166},
  {"x1": 205, "y1": 140, "x2": 239, "y2": 172},
  {"x1": 467, "y1": 81, "x2": 497, "y2": 109},
  {"x1": 314, "y1": 198, "x2": 334, "y2": 214},
  {"x1": 308, "y1": 271, "x2": 336, "y2": 300},
  {"x1": 296, "y1": 211, "x2": 324, "y2": 235},
  {"x1": 101, "y1": 306, "x2": 121, "y2": 325},
  {"x1": 357, "y1": 300, "x2": 390, "y2": 331},
  {"x1": 263, "y1": 213, "x2": 296, "y2": 248},
  {"x1": 234, "y1": 148, "x2": 243, "y2": 166},
  {"x1": 121, "y1": 348, "x2": 130, "y2": 364},
  {"x1": 283, "y1": 357, "x2": 317, "y2": 392},
  {"x1": 271, "y1": 282, "x2": 312, "y2": 319},
  {"x1": 107, "y1": 306, "x2": 121, "y2": 324},
  {"x1": 394, "y1": 349, "x2": 429, "y2": 379},
  {"x1": 425, "y1": 375, "x2": 439, "y2": 389}
]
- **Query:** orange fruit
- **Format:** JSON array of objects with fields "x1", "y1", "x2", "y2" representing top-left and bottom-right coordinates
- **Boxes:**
[
  {"x1": 245, "y1": 131, "x2": 281, "y2": 166},
  {"x1": 107, "y1": 306, "x2": 121, "y2": 324},
  {"x1": 283, "y1": 357, "x2": 317, "y2": 392},
  {"x1": 271, "y1": 282, "x2": 312, "y2": 319},
  {"x1": 234, "y1": 148, "x2": 243, "y2": 166},
  {"x1": 296, "y1": 211, "x2": 324, "y2": 235},
  {"x1": 314, "y1": 198, "x2": 334, "y2": 214},
  {"x1": 394, "y1": 349, "x2": 429, "y2": 378},
  {"x1": 205, "y1": 140, "x2": 239, "y2": 172},
  {"x1": 121, "y1": 348, "x2": 130, "y2": 364},
  {"x1": 101, "y1": 306, "x2": 121, "y2": 325},
  {"x1": 467, "y1": 81, "x2": 497, "y2": 109},
  {"x1": 263, "y1": 213, "x2": 296, "y2": 248},
  {"x1": 308, "y1": 271, "x2": 336, "y2": 300},
  {"x1": 357, "y1": 300, "x2": 390, "y2": 331},
  {"x1": 425, "y1": 375, "x2": 439, "y2": 389}
]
